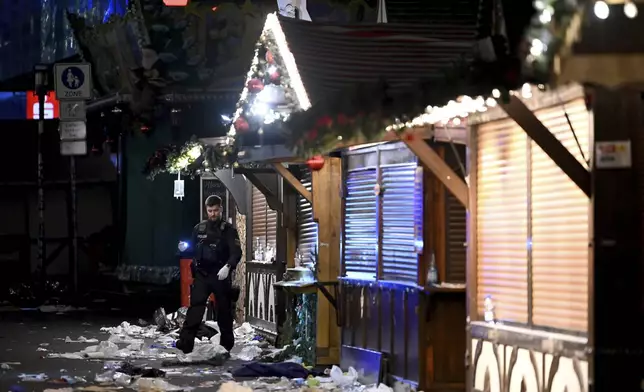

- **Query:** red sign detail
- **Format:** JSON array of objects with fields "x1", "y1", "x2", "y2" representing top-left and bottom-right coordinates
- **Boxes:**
[{"x1": 26, "y1": 91, "x2": 60, "y2": 120}]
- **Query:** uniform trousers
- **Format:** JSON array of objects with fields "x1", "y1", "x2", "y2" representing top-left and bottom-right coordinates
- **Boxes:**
[{"x1": 178, "y1": 268, "x2": 235, "y2": 351}]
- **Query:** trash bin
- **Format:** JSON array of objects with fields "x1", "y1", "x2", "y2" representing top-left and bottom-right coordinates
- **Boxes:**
[{"x1": 177, "y1": 241, "x2": 215, "y2": 319}]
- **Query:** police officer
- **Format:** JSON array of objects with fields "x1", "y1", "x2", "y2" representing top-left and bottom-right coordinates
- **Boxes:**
[{"x1": 176, "y1": 195, "x2": 242, "y2": 354}]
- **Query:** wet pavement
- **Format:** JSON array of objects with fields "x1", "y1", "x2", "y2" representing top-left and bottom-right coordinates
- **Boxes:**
[
  {"x1": 0, "y1": 308, "x2": 246, "y2": 391},
  {"x1": 0, "y1": 305, "x2": 390, "y2": 392}
]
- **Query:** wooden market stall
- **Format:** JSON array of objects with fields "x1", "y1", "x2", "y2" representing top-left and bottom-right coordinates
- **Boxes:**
[
  {"x1": 467, "y1": 84, "x2": 591, "y2": 392},
  {"x1": 226, "y1": 10, "x2": 484, "y2": 368},
  {"x1": 339, "y1": 139, "x2": 469, "y2": 390}
]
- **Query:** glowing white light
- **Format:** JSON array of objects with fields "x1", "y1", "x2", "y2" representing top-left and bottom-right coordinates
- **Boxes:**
[
  {"x1": 221, "y1": 114, "x2": 232, "y2": 122},
  {"x1": 530, "y1": 39, "x2": 545, "y2": 56},
  {"x1": 594, "y1": 1, "x2": 609, "y2": 19},
  {"x1": 533, "y1": 0, "x2": 545, "y2": 10},
  {"x1": 178, "y1": 241, "x2": 189, "y2": 252},
  {"x1": 485, "y1": 97, "x2": 497, "y2": 107},
  {"x1": 539, "y1": 9, "x2": 552, "y2": 23},
  {"x1": 521, "y1": 83, "x2": 533, "y2": 99},
  {"x1": 267, "y1": 65, "x2": 278, "y2": 75},
  {"x1": 492, "y1": 89, "x2": 501, "y2": 98},
  {"x1": 452, "y1": 117, "x2": 461, "y2": 126},
  {"x1": 188, "y1": 145, "x2": 202, "y2": 159},
  {"x1": 251, "y1": 102, "x2": 269, "y2": 117},
  {"x1": 624, "y1": 2, "x2": 638, "y2": 18}
]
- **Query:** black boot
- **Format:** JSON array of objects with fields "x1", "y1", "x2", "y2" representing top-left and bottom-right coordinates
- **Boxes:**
[{"x1": 175, "y1": 336, "x2": 195, "y2": 354}]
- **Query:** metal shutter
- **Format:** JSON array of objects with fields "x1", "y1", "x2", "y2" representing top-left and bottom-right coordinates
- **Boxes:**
[
  {"x1": 531, "y1": 99, "x2": 590, "y2": 332},
  {"x1": 344, "y1": 168, "x2": 378, "y2": 279},
  {"x1": 297, "y1": 168, "x2": 318, "y2": 263},
  {"x1": 445, "y1": 192, "x2": 467, "y2": 282},
  {"x1": 445, "y1": 145, "x2": 467, "y2": 283},
  {"x1": 476, "y1": 118, "x2": 529, "y2": 324},
  {"x1": 381, "y1": 163, "x2": 422, "y2": 282},
  {"x1": 252, "y1": 186, "x2": 277, "y2": 251}
]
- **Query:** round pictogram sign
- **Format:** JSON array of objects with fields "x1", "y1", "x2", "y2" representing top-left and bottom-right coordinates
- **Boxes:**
[{"x1": 61, "y1": 66, "x2": 85, "y2": 90}]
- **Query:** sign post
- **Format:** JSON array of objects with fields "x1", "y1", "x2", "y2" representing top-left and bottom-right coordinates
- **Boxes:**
[{"x1": 54, "y1": 62, "x2": 92, "y2": 294}]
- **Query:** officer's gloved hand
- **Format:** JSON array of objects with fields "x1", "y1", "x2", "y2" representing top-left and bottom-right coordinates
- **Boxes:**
[{"x1": 217, "y1": 264, "x2": 230, "y2": 280}]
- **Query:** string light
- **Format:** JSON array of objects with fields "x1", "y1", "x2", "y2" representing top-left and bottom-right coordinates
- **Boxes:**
[
  {"x1": 624, "y1": 1, "x2": 638, "y2": 18},
  {"x1": 594, "y1": 1, "x2": 610, "y2": 19},
  {"x1": 384, "y1": 85, "x2": 540, "y2": 132}
]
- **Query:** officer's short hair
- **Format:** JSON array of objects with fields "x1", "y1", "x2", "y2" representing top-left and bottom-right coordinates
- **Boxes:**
[{"x1": 205, "y1": 195, "x2": 222, "y2": 207}]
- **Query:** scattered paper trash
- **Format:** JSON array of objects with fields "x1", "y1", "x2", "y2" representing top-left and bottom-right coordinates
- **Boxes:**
[
  {"x1": 366, "y1": 384, "x2": 395, "y2": 392},
  {"x1": 65, "y1": 336, "x2": 99, "y2": 343},
  {"x1": 235, "y1": 345, "x2": 262, "y2": 361},
  {"x1": 329, "y1": 365, "x2": 359, "y2": 386},
  {"x1": 18, "y1": 373, "x2": 48, "y2": 382}
]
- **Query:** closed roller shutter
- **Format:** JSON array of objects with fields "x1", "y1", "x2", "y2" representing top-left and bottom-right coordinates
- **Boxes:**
[
  {"x1": 252, "y1": 186, "x2": 277, "y2": 253},
  {"x1": 477, "y1": 118, "x2": 529, "y2": 324},
  {"x1": 344, "y1": 168, "x2": 378, "y2": 279},
  {"x1": 445, "y1": 192, "x2": 467, "y2": 282},
  {"x1": 445, "y1": 145, "x2": 467, "y2": 283},
  {"x1": 381, "y1": 163, "x2": 421, "y2": 282},
  {"x1": 297, "y1": 168, "x2": 318, "y2": 263},
  {"x1": 531, "y1": 99, "x2": 590, "y2": 332}
]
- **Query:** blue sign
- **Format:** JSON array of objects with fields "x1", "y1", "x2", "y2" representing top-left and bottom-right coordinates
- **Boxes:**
[{"x1": 61, "y1": 66, "x2": 86, "y2": 90}]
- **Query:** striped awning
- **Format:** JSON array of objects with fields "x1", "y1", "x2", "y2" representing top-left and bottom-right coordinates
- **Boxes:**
[{"x1": 278, "y1": 15, "x2": 480, "y2": 104}]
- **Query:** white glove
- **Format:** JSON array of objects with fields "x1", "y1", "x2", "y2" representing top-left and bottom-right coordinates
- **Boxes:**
[{"x1": 217, "y1": 264, "x2": 230, "y2": 280}]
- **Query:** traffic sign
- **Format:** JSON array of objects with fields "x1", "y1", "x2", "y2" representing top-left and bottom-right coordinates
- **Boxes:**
[
  {"x1": 60, "y1": 141, "x2": 87, "y2": 156},
  {"x1": 54, "y1": 63, "x2": 92, "y2": 100},
  {"x1": 60, "y1": 121, "x2": 87, "y2": 141},
  {"x1": 60, "y1": 101, "x2": 86, "y2": 121}
]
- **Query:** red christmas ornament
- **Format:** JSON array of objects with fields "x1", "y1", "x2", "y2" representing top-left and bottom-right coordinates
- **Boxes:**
[
  {"x1": 307, "y1": 155, "x2": 325, "y2": 171},
  {"x1": 234, "y1": 117, "x2": 250, "y2": 134},
  {"x1": 247, "y1": 78, "x2": 264, "y2": 94},
  {"x1": 315, "y1": 116, "x2": 333, "y2": 128},
  {"x1": 266, "y1": 51, "x2": 274, "y2": 64}
]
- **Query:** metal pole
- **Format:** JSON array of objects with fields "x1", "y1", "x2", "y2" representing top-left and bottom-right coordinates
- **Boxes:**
[
  {"x1": 37, "y1": 92, "x2": 46, "y2": 285},
  {"x1": 69, "y1": 156, "x2": 78, "y2": 294}
]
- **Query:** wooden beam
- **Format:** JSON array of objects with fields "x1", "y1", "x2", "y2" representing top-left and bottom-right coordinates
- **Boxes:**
[
  {"x1": 271, "y1": 163, "x2": 313, "y2": 204},
  {"x1": 237, "y1": 127, "x2": 467, "y2": 164},
  {"x1": 311, "y1": 157, "x2": 342, "y2": 365},
  {"x1": 499, "y1": 95, "x2": 591, "y2": 197},
  {"x1": 399, "y1": 133, "x2": 469, "y2": 209}
]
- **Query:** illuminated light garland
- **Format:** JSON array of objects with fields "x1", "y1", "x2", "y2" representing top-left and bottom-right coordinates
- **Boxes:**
[
  {"x1": 386, "y1": 83, "x2": 543, "y2": 132},
  {"x1": 594, "y1": 0, "x2": 640, "y2": 19}
]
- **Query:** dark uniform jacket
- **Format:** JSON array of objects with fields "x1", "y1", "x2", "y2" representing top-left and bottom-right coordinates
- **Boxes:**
[{"x1": 192, "y1": 219, "x2": 242, "y2": 273}]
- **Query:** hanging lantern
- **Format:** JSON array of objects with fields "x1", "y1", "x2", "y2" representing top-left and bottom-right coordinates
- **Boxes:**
[
  {"x1": 234, "y1": 117, "x2": 250, "y2": 134},
  {"x1": 307, "y1": 155, "x2": 325, "y2": 171},
  {"x1": 247, "y1": 78, "x2": 264, "y2": 94}
]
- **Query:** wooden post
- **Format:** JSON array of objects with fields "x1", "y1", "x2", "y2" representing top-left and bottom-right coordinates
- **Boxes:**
[
  {"x1": 590, "y1": 87, "x2": 644, "y2": 391},
  {"x1": 311, "y1": 157, "x2": 342, "y2": 365}
]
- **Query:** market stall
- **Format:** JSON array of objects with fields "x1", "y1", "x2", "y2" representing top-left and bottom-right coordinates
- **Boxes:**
[{"x1": 218, "y1": 7, "x2": 509, "y2": 384}]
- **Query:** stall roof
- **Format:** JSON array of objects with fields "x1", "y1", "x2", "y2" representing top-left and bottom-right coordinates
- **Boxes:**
[{"x1": 277, "y1": 15, "x2": 480, "y2": 105}]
